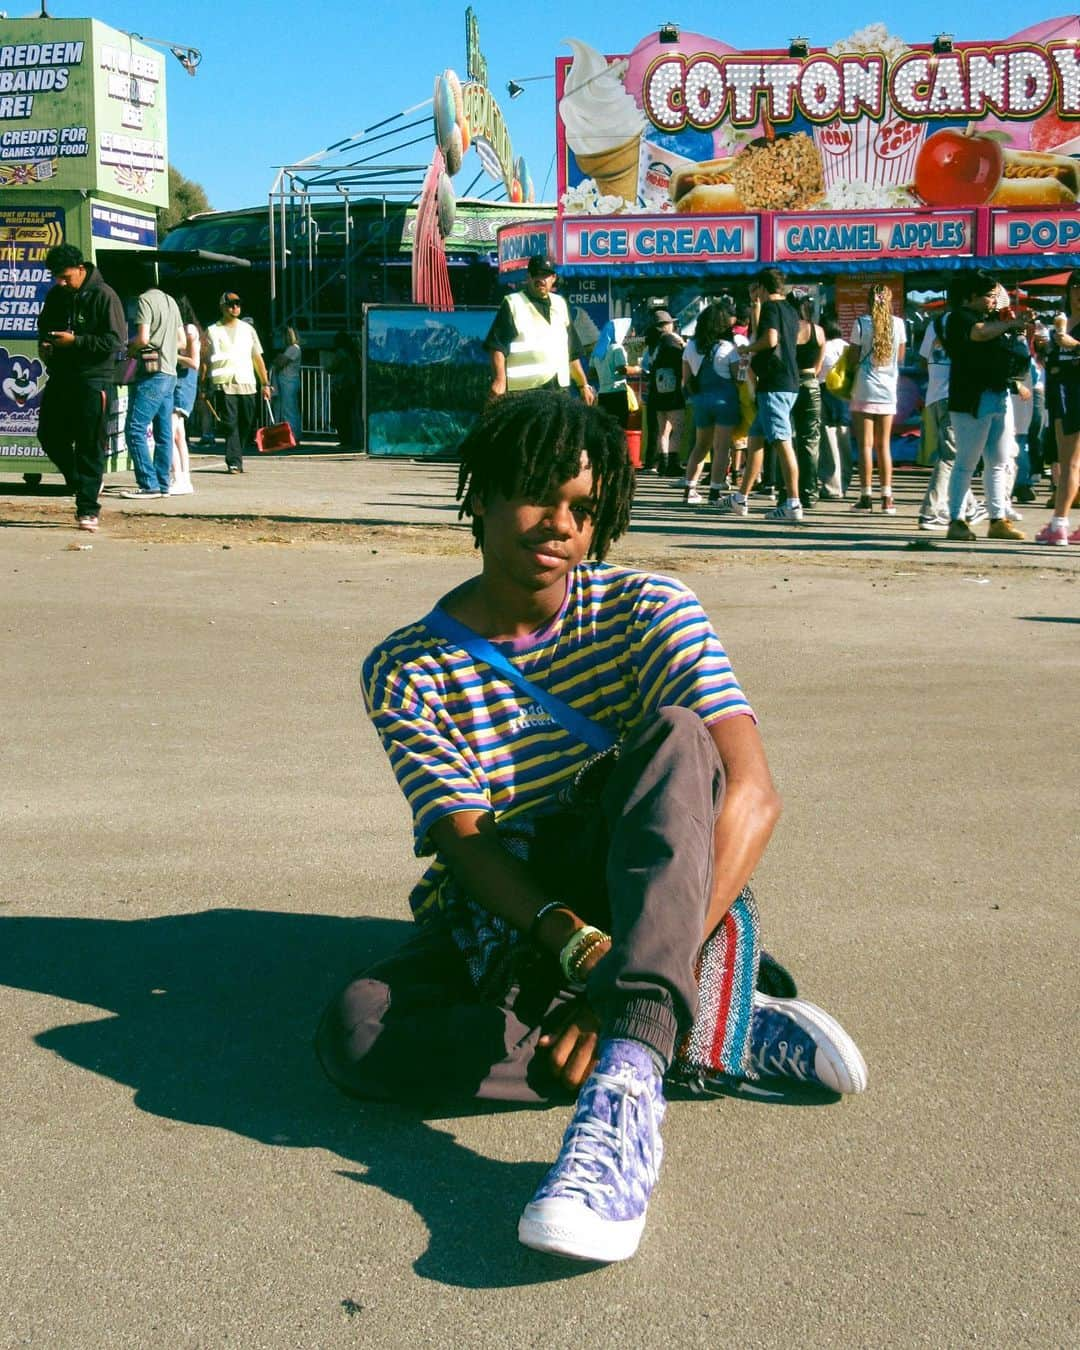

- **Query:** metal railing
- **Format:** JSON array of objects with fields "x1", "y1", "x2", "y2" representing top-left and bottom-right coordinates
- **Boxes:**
[{"x1": 300, "y1": 366, "x2": 333, "y2": 435}]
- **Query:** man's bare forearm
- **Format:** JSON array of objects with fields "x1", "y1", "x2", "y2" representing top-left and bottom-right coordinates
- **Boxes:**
[
  {"x1": 428, "y1": 810, "x2": 584, "y2": 955},
  {"x1": 701, "y1": 715, "x2": 781, "y2": 942},
  {"x1": 489, "y1": 349, "x2": 507, "y2": 398}
]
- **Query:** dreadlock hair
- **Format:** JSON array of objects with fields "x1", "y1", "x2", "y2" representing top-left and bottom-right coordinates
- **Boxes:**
[
  {"x1": 867, "y1": 284, "x2": 896, "y2": 367},
  {"x1": 456, "y1": 390, "x2": 635, "y2": 560}
]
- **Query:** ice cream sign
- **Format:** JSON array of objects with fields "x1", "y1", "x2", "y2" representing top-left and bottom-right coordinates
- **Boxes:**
[{"x1": 556, "y1": 17, "x2": 1080, "y2": 217}]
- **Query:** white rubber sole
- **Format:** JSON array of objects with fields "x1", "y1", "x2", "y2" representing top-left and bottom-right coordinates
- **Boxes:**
[
  {"x1": 518, "y1": 1197, "x2": 646, "y2": 1263},
  {"x1": 754, "y1": 993, "x2": 869, "y2": 1094}
]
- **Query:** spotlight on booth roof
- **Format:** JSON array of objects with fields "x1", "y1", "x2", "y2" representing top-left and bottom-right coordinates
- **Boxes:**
[
  {"x1": 659, "y1": 23, "x2": 680, "y2": 45},
  {"x1": 933, "y1": 33, "x2": 954, "y2": 53},
  {"x1": 788, "y1": 37, "x2": 810, "y2": 58}
]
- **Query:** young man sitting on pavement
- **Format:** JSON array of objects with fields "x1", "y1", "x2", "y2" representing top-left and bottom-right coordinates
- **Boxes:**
[{"x1": 317, "y1": 390, "x2": 867, "y2": 1265}]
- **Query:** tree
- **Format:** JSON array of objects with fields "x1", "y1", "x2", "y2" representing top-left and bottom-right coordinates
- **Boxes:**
[{"x1": 157, "y1": 166, "x2": 212, "y2": 235}]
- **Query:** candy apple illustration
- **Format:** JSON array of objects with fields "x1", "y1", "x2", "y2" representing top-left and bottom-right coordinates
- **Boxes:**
[{"x1": 913, "y1": 128, "x2": 1004, "y2": 206}]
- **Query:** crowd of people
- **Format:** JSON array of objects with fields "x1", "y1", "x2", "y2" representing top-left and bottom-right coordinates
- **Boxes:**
[
  {"x1": 34, "y1": 245, "x2": 309, "y2": 531},
  {"x1": 34, "y1": 243, "x2": 1080, "y2": 549},
  {"x1": 591, "y1": 267, "x2": 1080, "y2": 546}
]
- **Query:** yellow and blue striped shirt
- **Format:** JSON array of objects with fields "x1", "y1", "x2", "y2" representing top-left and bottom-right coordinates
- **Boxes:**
[{"x1": 362, "y1": 562, "x2": 753, "y2": 920}]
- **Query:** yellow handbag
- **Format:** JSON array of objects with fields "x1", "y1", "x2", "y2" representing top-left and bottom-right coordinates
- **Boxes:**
[
  {"x1": 825, "y1": 346, "x2": 856, "y2": 401},
  {"x1": 733, "y1": 377, "x2": 756, "y2": 440}
]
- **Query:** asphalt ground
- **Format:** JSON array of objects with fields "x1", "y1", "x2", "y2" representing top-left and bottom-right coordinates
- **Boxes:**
[{"x1": 1, "y1": 448, "x2": 1076, "y2": 1347}]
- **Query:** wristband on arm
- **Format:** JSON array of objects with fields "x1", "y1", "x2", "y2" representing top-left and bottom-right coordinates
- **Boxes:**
[{"x1": 529, "y1": 900, "x2": 572, "y2": 944}]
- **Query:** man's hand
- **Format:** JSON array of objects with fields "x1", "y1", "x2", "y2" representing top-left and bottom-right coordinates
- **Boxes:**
[
  {"x1": 537, "y1": 933, "x2": 611, "y2": 1090},
  {"x1": 579, "y1": 382, "x2": 597, "y2": 406},
  {"x1": 539, "y1": 998, "x2": 601, "y2": 1091},
  {"x1": 49, "y1": 330, "x2": 76, "y2": 348}
]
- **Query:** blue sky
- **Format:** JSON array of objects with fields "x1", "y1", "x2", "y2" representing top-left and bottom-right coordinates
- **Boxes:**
[{"x1": 11, "y1": 1, "x2": 1049, "y2": 213}]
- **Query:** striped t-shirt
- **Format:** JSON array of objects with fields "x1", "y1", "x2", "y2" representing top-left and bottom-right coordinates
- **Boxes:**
[{"x1": 362, "y1": 561, "x2": 753, "y2": 921}]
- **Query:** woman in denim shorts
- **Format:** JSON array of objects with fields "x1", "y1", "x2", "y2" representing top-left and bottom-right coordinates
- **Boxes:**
[{"x1": 680, "y1": 301, "x2": 746, "y2": 504}]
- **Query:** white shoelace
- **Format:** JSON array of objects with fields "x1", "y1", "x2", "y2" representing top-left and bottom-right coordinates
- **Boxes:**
[
  {"x1": 754, "y1": 1037, "x2": 812, "y2": 1082},
  {"x1": 551, "y1": 1069, "x2": 660, "y2": 1205}
]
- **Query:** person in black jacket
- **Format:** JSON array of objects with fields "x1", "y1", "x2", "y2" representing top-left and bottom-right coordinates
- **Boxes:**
[{"x1": 36, "y1": 244, "x2": 126, "y2": 532}]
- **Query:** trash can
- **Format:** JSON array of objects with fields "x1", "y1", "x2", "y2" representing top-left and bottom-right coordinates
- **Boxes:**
[{"x1": 625, "y1": 429, "x2": 643, "y2": 469}]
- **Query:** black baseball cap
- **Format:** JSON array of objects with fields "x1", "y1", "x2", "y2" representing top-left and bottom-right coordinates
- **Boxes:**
[
  {"x1": 220, "y1": 291, "x2": 242, "y2": 305},
  {"x1": 526, "y1": 254, "x2": 557, "y2": 278},
  {"x1": 652, "y1": 309, "x2": 674, "y2": 324}
]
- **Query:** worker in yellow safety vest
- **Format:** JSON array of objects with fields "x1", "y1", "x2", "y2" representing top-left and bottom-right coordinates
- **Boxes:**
[{"x1": 485, "y1": 254, "x2": 596, "y2": 404}]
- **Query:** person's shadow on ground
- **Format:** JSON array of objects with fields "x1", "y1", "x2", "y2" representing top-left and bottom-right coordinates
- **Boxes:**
[{"x1": 0, "y1": 909, "x2": 579, "y2": 1290}]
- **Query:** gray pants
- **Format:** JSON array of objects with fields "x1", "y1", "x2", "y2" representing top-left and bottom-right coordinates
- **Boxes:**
[
  {"x1": 919, "y1": 399, "x2": 979, "y2": 521},
  {"x1": 316, "y1": 708, "x2": 760, "y2": 1105}
]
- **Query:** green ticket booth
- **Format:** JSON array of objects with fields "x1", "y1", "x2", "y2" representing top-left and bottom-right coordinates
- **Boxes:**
[{"x1": 0, "y1": 14, "x2": 168, "y2": 482}]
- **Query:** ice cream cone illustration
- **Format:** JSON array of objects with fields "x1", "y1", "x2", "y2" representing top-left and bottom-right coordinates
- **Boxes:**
[
  {"x1": 560, "y1": 39, "x2": 645, "y2": 209},
  {"x1": 575, "y1": 135, "x2": 642, "y2": 203}
]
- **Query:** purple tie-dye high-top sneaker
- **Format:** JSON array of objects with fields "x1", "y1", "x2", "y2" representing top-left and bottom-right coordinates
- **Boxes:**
[{"x1": 518, "y1": 1039, "x2": 666, "y2": 1263}]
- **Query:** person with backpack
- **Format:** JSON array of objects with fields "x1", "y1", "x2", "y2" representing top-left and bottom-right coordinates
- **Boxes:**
[
  {"x1": 120, "y1": 271, "x2": 184, "y2": 500},
  {"x1": 817, "y1": 317, "x2": 851, "y2": 499},
  {"x1": 680, "y1": 300, "x2": 746, "y2": 504},
  {"x1": 916, "y1": 286, "x2": 988, "y2": 532},
  {"x1": 942, "y1": 271, "x2": 1029, "y2": 542},
  {"x1": 642, "y1": 309, "x2": 686, "y2": 475},
  {"x1": 590, "y1": 318, "x2": 639, "y2": 428}
]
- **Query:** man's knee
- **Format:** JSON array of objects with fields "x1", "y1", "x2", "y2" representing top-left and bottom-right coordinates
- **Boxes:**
[
  {"x1": 315, "y1": 976, "x2": 391, "y2": 1098},
  {"x1": 609, "y1": 706, "x2": 724, "y2": 813},
  {"x1": 628, "y1": 704, "x2": 717, "y2": 759}
]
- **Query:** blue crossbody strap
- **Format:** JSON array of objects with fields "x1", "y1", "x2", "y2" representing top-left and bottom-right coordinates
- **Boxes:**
[{"x1": 422, "y1": 607, "x2": 617, "y2": 753}]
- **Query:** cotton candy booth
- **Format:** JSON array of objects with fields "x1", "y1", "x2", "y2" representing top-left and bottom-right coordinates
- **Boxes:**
[{"x1": 497, "y1": 17, "x2": 1080, "y2": 461}]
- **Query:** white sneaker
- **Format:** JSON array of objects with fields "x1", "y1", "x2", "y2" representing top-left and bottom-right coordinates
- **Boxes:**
[
  {"x1": 1005, "y1": 504, "x2": 1023, "y2": 522},
  {"x1": 684, "y1": 486, "x2": 704, "y2": 505},
  {"x1": 764, "y1": 500, "x2": 804, "y2": 523},
  {"x1": 918, "y1": 515, "x2": 949, "y2": 532},
  {"x1": 120, "y1": 487, "x2": 162, "y2": 499},
  {"x1": 712, "y1": 493, "x2": 749, "y2": 516},
  {"x1": 966, "y1": 501, "x2": 989, "y2": 526},
  {"x1": 169, "y1": 480, "x2": 195, "y2": 495}
]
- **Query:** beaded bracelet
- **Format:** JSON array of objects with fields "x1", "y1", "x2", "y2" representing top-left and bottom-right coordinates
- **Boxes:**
[
  {"x1": 566, "y1": 932, "x2": 608, "y2": 986},
  {"x1": 558, "y1": 925, "x2": 610, "y2": 987}
]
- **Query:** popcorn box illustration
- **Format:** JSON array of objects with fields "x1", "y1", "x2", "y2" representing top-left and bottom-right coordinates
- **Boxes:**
[{"x1": 814, "y1": 115, "x2": 926, "y2": 191}]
